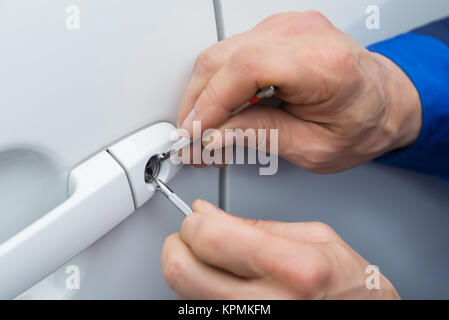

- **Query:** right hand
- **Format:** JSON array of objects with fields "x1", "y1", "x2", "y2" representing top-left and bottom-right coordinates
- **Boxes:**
[
  {"x1": 162, "y1": 200, "x2": 400, "y2": 299},
  {"x1": 177, "y1": 11, "x2": 422, "y2": 173}
]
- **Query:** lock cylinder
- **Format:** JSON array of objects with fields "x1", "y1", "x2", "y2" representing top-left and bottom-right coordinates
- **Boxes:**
[
  {"x1": 107, "y1": 122, "x2": 181, "y2": 208},
  {"x1": 144, "y1": 155, "x2": 161, "y2": 183}
]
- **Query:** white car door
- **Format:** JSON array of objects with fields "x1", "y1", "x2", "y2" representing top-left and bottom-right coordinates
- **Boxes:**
[
  {"x1": 218, "y1": 0, "x2": 449, "y2": 299},
  {"x1": 3, "y1": 0, "x2": 449, "y2": 300},
  {"x1": 0, "y1": 0, "x2": 219, "y2": 299}
]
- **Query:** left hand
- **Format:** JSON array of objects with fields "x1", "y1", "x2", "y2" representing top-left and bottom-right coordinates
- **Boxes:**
[
  {"x1": 176, "y1": 11, "x2": 422, "y2": 173},
  {"x1": 161, "y1": 200, "x2": 400, "y2": 299}
]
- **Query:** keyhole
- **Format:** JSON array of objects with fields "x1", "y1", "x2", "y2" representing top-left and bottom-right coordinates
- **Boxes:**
[{"x1": 144, "y1": 155, "x2": 161, "y2": 183}]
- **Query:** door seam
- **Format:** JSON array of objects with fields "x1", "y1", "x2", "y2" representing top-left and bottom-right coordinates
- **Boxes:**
[{"x1": 212, "y1": 0, "x2": 228, "y2": 211}]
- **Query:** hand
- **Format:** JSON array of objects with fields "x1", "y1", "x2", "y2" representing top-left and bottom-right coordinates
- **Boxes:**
[
  {"x1": 161, "y1": 200, "x2": 400, "y2": 299},
  {"x1": 177, "y1": 11, "x2": 421, "y2": 173}
]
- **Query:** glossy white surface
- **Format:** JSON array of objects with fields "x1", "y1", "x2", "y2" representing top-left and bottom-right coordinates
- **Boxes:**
[
  {"x1": 17, "y1": 165, "x2": 219, "y2": 300},
  {"x1": 2, "y1": 0, "x2": 219, "y2": 298},
  {"x1": 0, "y1": 151, "x2": 134, "y2": 299},
  {"x1": 108, "y1": 122, "x2": 180, "y2": 208},
  {"x1": 0, "y1": 149, "x2": 67, "y2": 244},
  {"x1": 220, "y1": 0, "x2": 449, "y2": 299},
  {"x1": 11, "y1": 0, "x2": 449, "y2": 300},
  {"x1": 0, "y1": 0, "x2": 217, "y2": 170}
]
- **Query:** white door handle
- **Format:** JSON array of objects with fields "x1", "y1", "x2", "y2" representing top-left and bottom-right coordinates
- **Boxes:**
[
  {"x1": 0, "y1": 122, "x2": 179, "y2": 299},
  {"x1": 0, "y1": 151, "x2": 134, "y2": 298}
]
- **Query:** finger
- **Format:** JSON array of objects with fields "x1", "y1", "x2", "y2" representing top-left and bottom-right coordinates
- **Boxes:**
[
  {"x1": 162, "y1": 233, "x2": 250, "y2": 299},
  {"x1": 202, "y1": 105, "x2": 288, "y2": 153},
  {"x1": 200, "y1": 105, "x2": 330, "y2": 167},
  {"x1": 177, "y1": 11, "x2": 297, "y2": 128},
  {"x1": 177, "y1": 33, "x2": 250, "y2": 127},
  {"x1": 192, "y1": 200, "x2": 341, "y2": 244},
  {"x1": 181, "y1": 201, "x2": 305, "y2": 278},
  {"x1": 179, "y1": 55, "x2": 257, "y2": 133},
  {"x1": 179, "y1": 39, "x2": 323, "y2": 135},
  {"x1": 191, "y1": 199, "x2": 226, "y2": 214}
]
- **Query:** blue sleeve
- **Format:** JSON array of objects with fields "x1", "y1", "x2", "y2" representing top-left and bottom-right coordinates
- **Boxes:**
[{"x1": 367, "y1": 17, "x2": 449, "y2": 180}]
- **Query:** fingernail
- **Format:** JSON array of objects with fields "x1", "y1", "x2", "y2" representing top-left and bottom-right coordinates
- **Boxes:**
[
  {"x1": 199, "y1": 200, "x2": 223, "y2": 214},
  {"x1": 181, "y1": 108, "x2": 196, "y2": 132}
]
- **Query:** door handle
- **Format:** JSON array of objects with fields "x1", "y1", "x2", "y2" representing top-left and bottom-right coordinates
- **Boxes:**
[{"x1": 0, "y1": 122, "x2": 179, "y2": 299}]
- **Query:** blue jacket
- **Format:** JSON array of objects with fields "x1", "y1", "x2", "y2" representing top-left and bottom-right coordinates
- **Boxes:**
[{"x1": 368, "y1": 18, "x2": 449, "y2": 180}]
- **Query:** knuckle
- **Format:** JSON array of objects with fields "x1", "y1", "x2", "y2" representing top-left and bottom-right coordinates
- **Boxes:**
[
  {"x1": 190, "y1": 217, "x2": 219, "y2": 251},
  {"x1": 282, "y1": 10, "x2": 330, "y2": 35},
  {"x1": 277, "y1": 246, "x2": 333, "y2": 299},
  {"x1": 333, "y1": 48, "x2": 358, "y2": 73},
  {"x1": 284, "y1": 10, "x2": 302, "y2": 18},
  {"x1": 302, "y1": 10, "x2": 330, "y2": 26},
  {"x1": 274, "y1": 11, "x2": 302, "y2": 22},
  {"x1": 248, "y1": 218, "x2": 266, "y2": 229},
  {"x1": 307, "y1": 222, "x2": 338, "y2": 241},
  {"x1": 229, "y1": 45, "x2": 261, "y2": 76},
  {"x1": 194, "y1": 46, "x2": 220, "y2": 76},
  {"x1": 319, "y1": 46, "x2": 360, "y2": 82},
  {"x1": 301, "y1": 148, "x2": 337, "y2": 173},
  {"x1": 297, "y1": 255, "x2": 332, "y2": 297},
  {"x1": 162, "y1": 250, "x2": 186, "y2": 290},
  {"x1": 203, "y1": 80, "x2": 221, "y2": 105},
  {"x1": 257, "y1": 11, "x2": 301, "y2": 27}
]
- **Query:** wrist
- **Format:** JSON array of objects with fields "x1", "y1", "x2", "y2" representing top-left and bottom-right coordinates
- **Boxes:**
[{"x1": 371, "y1": 52, "x2": 422, "y2": 153}]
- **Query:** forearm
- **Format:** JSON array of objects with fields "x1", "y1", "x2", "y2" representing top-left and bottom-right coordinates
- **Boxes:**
[{"x1": 368, "y1": 18, "x2": 449, "y2": 179}]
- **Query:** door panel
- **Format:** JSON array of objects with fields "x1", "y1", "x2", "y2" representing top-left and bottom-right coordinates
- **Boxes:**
[
  {"x1": 0, "y1": 0, "x2": 217, "y2": 167},
  {"x1": 17, "y1": 165, "x2": 219, "y2": 299},
  {"x1": 1, "y1": 0, "x2": 219, "y2": 298},
  {"x1": 220, "y1": 0, "x2": 449, "y2": 299}
]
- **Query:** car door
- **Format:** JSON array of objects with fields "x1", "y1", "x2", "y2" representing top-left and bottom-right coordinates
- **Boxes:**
[
  {"x1": 218, "y1": 0, "x2": 449, "y2": 299},
  {"x1": 0, "y1": 0, "x2": 219, "y2": 299}
]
